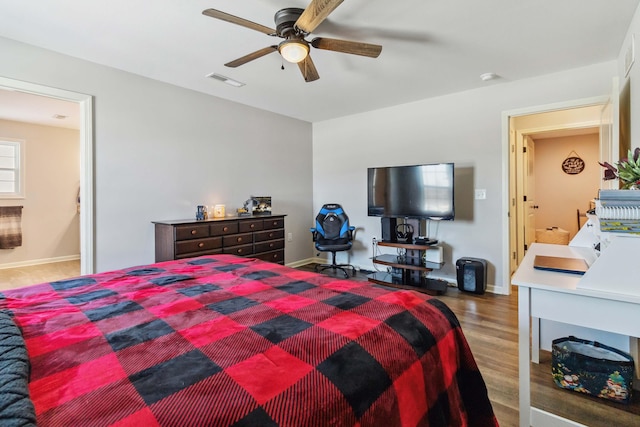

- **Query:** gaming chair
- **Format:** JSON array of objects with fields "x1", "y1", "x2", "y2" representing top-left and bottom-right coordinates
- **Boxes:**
[{"x1": 310, "y1": 203, "x2": 356, "y2": 278}]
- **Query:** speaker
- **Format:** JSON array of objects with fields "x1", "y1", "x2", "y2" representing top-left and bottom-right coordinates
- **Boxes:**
[
  {"x1": 381, "y1": 217, "x2": 397, "y2": 242},
  {"x1": 456, "y1": 257, "x2": 487, "y2": 294}
]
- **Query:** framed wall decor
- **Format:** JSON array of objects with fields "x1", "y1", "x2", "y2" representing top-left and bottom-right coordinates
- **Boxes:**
[{"x1": 561, "y1": 150, "x2": 585, "y2": 175}]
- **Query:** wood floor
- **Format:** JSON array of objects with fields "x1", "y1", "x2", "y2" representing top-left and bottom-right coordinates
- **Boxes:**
[
  {"x1": 3, "y1": 261, "x2": 639, "y2": 426},
  {"x1": 0, "y1": 260, "x2": 80, "y2": 291}
]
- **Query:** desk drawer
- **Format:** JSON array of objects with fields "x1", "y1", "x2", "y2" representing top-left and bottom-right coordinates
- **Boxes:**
[
  {"x1": 176, "y1": 237, "x2": 222, "y2": 256},
  {"x1": 254, "y1": 229, "x2": 284, "y2": 242},
  {"x1": 223, "y1": 244, "x2": 254, "y2": 256},
  {"x1": 175, "y1": 224, "x2": 210, "y2": 241}
]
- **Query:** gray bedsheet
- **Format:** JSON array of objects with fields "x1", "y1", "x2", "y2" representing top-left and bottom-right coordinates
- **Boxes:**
[{"x1": 0, "y1": 310, "x2": 36, "y2": 427}]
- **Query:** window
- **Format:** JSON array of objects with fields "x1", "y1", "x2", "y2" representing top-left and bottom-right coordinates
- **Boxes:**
[{"x1": 0, "y1": 139, "x2": 25, "y2": 198}]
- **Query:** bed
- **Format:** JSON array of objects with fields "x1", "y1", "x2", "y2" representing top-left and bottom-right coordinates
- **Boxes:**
[{"x1": 0, "y1": 254, "x2": 498, "y2": 426}]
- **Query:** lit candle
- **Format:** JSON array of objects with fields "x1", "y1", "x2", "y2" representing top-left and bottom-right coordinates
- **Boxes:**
[{"x1": 213, "y1": 204, "x2": 225, "y2": 218}]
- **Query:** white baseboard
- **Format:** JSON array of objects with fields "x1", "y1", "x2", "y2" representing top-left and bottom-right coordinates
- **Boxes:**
[
  {"x1": 286, "y1": 257, "x2": 326, "y2": 268},
  {"x1": 0, "y1": 254, "x2": 81, "y2": 270}
]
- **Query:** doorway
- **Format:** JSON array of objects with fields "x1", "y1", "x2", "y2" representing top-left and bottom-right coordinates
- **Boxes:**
[
  {"x1": 0, "y1": 77, "x2": 94, "y2": 275},
  {"x1": 502, "y1": 95, "x2": 613, "y2": 288}
]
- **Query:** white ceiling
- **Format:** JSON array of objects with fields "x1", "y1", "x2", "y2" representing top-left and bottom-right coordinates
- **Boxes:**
[
  {"x1": 0, "y1": 0, "x2": 638, "y2": 124},
  {"x1": 0, "y1": 89, "x2": 80, "y2": 130}
]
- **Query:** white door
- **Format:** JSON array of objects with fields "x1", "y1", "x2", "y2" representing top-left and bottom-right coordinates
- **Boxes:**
[
  {"x1": 515, "y1": 133, "x2": 537, "y2": 263},
  {"x1": 523, "y1": 136, "x2": 537, "y2": 250}
]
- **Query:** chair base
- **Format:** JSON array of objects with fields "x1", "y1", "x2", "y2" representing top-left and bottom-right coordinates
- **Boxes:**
[
  {"x1": 315, "y1": 250, "x2": 356, "y2": 278},
  {"x1": 315, "y1": 262, "x2": 356, "y2": 278}
]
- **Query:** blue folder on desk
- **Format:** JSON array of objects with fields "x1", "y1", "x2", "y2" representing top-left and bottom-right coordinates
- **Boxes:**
[{"x1": 533, "y1": 255, "x2": 589, "y2": 275}]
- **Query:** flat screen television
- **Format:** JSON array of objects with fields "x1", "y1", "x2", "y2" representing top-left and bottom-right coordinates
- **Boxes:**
[{"x1": 367, "y1": 163, "x2": 454, "y2": 220}]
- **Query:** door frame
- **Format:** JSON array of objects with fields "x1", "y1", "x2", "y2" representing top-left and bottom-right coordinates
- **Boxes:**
[
  {"x1": 0, "y1": 76, "x2": 94, "y2": 275},
  {"x1": 501, "y1": 95, "x2": 611, "y2": 292}
]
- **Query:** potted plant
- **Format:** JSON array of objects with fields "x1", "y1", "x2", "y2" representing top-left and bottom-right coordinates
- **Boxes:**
[{"x1": 599, "y1": 148, "x2": 640, "y2": 189}]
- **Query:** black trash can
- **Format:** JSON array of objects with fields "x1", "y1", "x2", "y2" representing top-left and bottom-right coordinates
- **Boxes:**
[{"x1": 456, "y1": 257, "x2": 487, "y2": 294}]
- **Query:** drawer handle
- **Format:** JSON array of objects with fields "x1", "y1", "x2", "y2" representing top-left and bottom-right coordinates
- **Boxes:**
[
  {"x1": 223, "y1": 226, "x2": 228, "y2": 232},
  {"x1": 269, "y1": 233, "x2": 274, "y2": 238},
  {"x1": 273, "y1": 254, "x2": 279, "y2": 259},
  {"x1": 250, "y1": 224, "x2": 255, "y2": 229},
  {"x1": 198, "y1": 242, "x2": 204, "y2": 248},
  {"x1": 191, "y1": 230, "x2": 197, "y2": 235},
  {"x1": 272, "y1": 221, "x2": 278, "y2": 226},
  {"x1": 237, "y1": 249, "x2": 243, "y2": 254},
  {"x1": 269, "y1": 243, "x2": 274, "y2": 248},
  {"x1": 237, "y1": 237, "x2": 243, "y2": 243}
]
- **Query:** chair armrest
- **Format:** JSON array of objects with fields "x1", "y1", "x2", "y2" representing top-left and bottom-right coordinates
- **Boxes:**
[
  {"x1": 348, "y1": 225, "x2": 359, "y2": 240},
  {"x1": 310, "y1": 227, "x2": 318, "y2": 241}
]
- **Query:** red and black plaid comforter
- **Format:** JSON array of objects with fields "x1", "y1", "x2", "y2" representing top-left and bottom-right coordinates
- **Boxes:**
[{"x1": 0, "y1": 255, "x2": 497, "y2": 426}]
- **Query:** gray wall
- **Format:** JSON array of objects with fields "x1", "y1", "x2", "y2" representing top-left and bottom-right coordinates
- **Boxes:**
[
  {"x1": 0, "y1": 37, "x2": 314, "y2": 272},
  {"x1": 313, "y1": 61, "x2": 617, "y2": 294}
]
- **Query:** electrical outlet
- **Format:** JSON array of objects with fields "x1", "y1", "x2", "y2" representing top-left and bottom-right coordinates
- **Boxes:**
[
  {"x1": 287, "y1": 232, "x2": 293, "y2": 242},
  {"x1": 475, "y1": 189, "x2": 487, "y2": 200}
]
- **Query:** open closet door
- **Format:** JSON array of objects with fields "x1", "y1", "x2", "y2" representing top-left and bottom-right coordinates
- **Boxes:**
[
  {"x1": 523, "y1": 136, "x2": 537, "y2": 252},
  {"x1": 599, "y1": 77, "x2": 619, "y2": 190}
]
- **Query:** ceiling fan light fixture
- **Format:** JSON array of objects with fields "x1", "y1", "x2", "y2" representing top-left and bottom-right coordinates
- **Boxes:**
[{"x1": 278, "y1": 39, "x2": 309, "y2": 63}]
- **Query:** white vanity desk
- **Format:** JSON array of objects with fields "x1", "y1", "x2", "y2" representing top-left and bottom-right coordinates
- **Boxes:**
[{"x1": 512, "y1": 236, "x2": 640, "y2": 427}]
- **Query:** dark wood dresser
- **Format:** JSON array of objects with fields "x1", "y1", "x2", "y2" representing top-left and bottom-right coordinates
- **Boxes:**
[{"x1": 153, "y1": 215, "x2": 286, "y2": 264}]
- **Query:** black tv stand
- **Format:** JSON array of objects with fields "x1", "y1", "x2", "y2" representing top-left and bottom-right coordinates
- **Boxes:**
[{"x1": 368, "y1": 241, "x2": 446, "y2": 295}]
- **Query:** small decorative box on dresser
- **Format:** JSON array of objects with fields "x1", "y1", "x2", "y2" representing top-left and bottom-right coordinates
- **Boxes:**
[{"x1": 153, "y1": 215, "x2": 286, "y2": 264}]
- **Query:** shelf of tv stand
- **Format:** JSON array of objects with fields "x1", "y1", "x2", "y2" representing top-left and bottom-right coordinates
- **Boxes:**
[
  {"x1": 368, "y1": 272, "x2": 447, "y2": 296},
  {"x1": 369, "y1": 241, "x2": 446, "y2": 295},
  {"x1": 371, "y1": 254, "x2": 443, "y2": 271},
  {"x1": 377, "y1": 240, "x2": 439, "y2": 251}
]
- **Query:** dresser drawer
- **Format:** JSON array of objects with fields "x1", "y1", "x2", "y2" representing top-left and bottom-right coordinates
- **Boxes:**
[
  {"x1": 223, "y1": 244, "x2": 254, "y2": 256},
  {"x1": 223, "y1": 233, "x2": 253, "y2": 247},
  {"x1": 263, "y1": 217, "x2": 284, "y2": 230},
  {"x1": 254, "y1": 229, "x2": 284, "y2": 242},
  {"x1": 175, "y1": 237, "x2": 222, "y2": 256},
  {"x1": 210, "y1": 222, "x2": 238, "y2": 236},
  {"x1": 175, "y1": 224, "x2": 210, "y2": 241},
  {"x1": 239, "y1": 219, "x2": 264, "y2": 233},
  {"x1": 175, "y1": 248, "x2": 223, "y2": 260},
  {"x1": 253, "y1": 250, "x2": 284, "y2": 264},
  {"x1": 255, "y1": 240, "x2": 284, "y2": 254}
]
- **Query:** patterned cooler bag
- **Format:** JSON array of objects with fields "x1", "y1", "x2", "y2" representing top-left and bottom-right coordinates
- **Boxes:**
[{"x1": 551, "y1": 336, "x2": 635, "y2": 404}]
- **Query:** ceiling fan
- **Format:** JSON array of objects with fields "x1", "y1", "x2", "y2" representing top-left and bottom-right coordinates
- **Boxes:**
[{"x1": 202, "y1": 0, "x2": 382, "y2": 82}]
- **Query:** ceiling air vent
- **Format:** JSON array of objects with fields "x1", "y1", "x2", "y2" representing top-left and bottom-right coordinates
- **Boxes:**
[{"x1": 206, "y1": 73, "x2": 245, "y2": 87}]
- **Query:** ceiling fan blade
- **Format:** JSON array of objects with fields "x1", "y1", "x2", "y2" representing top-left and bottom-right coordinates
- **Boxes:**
[
  {"x1": 311, "y1": 37, "x2": 382, "y2": 58},
  {"x1": 203, "y1": 9, "x2": 276, "y2": 35},
  {"x1": 296, "y1": 0, "x2": 344, "y2": 34},
  {"x1": 225, "y1": 46, "x2": 278, "y2": 68},
  {"x1": 297, "y1": 55, "x2": 320, "y2": 82}
]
